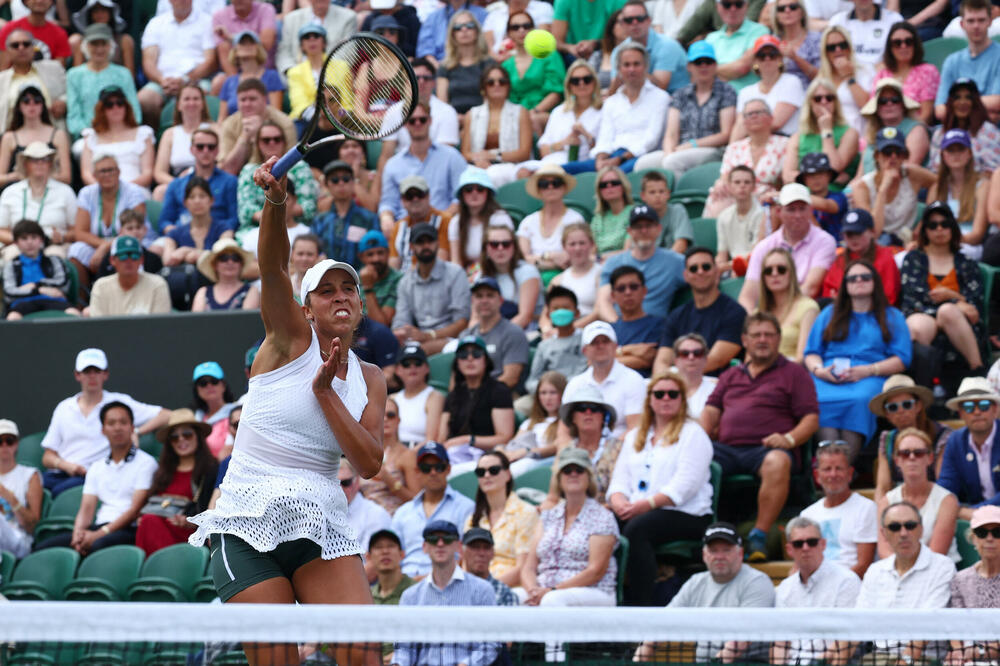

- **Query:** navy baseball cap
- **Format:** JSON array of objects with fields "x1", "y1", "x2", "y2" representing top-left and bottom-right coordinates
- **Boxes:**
[
  {"x1": 797, "y1": 152, "x2": 837, "y2": 183},
  {"x1": 463, "y1": 527, "x2": 494, "y2": 545},
  {"x1": 422, "y1": 520, "x2": 460, "y2": 539},
  {"x1": 841, "y1": 209, "x2": 874, "y2": 234},
  {"x1": 471, "y1": 276, "x2": 501, "y2": 293},
  {"x1": 397, "y1": 343, "x2": 428, "y2": 364},
  {"x1": 416, "y1": 441, "x2": 449, "y2": 463},
  {"x1": 629, "y1": 204, "x2": 659, "y2": 226}
]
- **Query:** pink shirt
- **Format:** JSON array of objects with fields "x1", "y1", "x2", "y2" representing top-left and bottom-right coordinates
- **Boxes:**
[
  {"x1": 968, "y1": 421, "x2": 998, "y2": 500},
  {"x1": 746, "y1": 224, "x2": 837, "y2": 286},
  {"x1": 212, "y1": 2, "x2": 278, "y2": 67},
  {"x1": 872, "y1": 63, "x2": 940, "y2": 103}
]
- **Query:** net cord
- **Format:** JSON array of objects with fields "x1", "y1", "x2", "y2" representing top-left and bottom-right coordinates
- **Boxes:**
[{"x1": 0, "y1": 605, "x2": 997, "y2": 644}]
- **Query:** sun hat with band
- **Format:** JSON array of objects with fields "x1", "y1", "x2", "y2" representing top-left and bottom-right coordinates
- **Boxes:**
[
  {"x1": 859, "y1": 78, "x2": 920, "y2": 116},
  {"x1": 299, "y1": 259, "x2": 362, "y2": 304},
  {"x1": 196, "y1": 238, "x2": 253, "y2": 283},
  {"x1": 946, "y1": 377, "x2": 1000, "y2": 412},
  {"x1": 526, "y1": 163, "x2": 576, "y2": 199},
  {"x1": 558, "y1": 384, "x2": 617, "y2": 427},
  {"x1": 156, "y1": 408, "x2": 212, "y2": 444},
  {"x1": 15, "y1": 141, "x2": 57, "y2": 176},
  {"x1": 868, "y1": 374, "x2": 934, "y2": 418}
]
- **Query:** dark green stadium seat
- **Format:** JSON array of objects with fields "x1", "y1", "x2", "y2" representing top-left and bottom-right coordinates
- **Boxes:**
[
  {"x1": 15, "y1": 431, "x2": 45, "y2": 470},
  {"x1": 41, "y1": 489, "x2": 52, "y2": 518},
  {"x1": 564, "y1": 172, "x2": 597, "y2": 218},
  {"x1": 628, "y1": 168, "x2": 675, "y2": 194},
  {"x1": 139, "y1": 431, "x2": 162, "y2": 460},
  {"x1": 671, "y1": 193, "x2": 708, "y2": 220},
  {"x1": 449, "y1": 471, "x2": 479, "y2": 500},
  {"x1": 1, "y1": 550, "x2": 15, "y2": 585},
  {"x1": 656, "y1": 462, "x2": 722, "y2": 561},
  {"x1": 428, "y1": 352, "x2": 454, "y2": 394},
  {"x1": 32, "y1": 485, "x2": 85, "y2": 544},
  {"x1": 614, "y1": 535, "x2": 629, "y2": 605},
  {"x1": 365, "y1": 140, "x2": 382, "y2": 170},
  {"x1": 63, "y1": 545, "x2": 146, "y2": 601},
  {"x1": 146, "y1": 200, "x2": 163, "y2": 234},
  {"x1": 674, "y1": 161, "x2": 722, "y2": 195},
  {"x1": 979, "y1": 263, "x2": 1000, "y2": 334},
  {"x1": 23, "y1": 310, "x2": 74, "y2": 320},
  {"x1": 193, "y1": 574, "x2": 218, "y2": 603},
  {"x1": 670, "y1": 285, "x2": 693, "y2": 311},
  {"x1": 2, "y1": 547, "x2": 79, "y2": 600},
  {"x1": 690, "y1": 217, "x2": 717, "y2": 254},
  {"x1": 62, "y1": 259, "x2": 79, "y2": 308},
  {"x1": 514, "y1": 465, "x2": 551, "y2": 494},
  {"x1": 496, "y1": 179, "x2": 541, "y2": 217},
  {"x1": 720, "y1": 277, "x2": 744, "y2": 301},
  {"x1": 923, "y1": 37, "x2": 967, "y2": 70},
  {"x1": 956, "y1": 519, "x2": 980, "y2": 569},
  {"x1": 127, "y1": 543, "x2": 210, "y2": 602}
]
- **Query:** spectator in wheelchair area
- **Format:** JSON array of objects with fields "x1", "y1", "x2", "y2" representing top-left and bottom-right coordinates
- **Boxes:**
[
  {"x1": 0, "y1": 419, "x2": 43, "y2": 559},
  {"x1": 2, "y1": 220, "x2": 80, "y2": 320},
  {"x1": 40, "y1": 349, "x2": 169, "y2": 497},
  {"x1": 35, "y1": 401, "x2": 157, "y2": 555}
]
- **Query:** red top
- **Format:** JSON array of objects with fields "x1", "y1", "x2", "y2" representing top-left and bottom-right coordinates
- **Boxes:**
[
  {"x1": 820, "y1": 244, "x2": 901, "y2": 305},
  {"x1": 0, "y1": 18, "x2": 71, "y2": 59},
  {"x1": 163, "y1": 469, "x2": 194, "y2": 499}
]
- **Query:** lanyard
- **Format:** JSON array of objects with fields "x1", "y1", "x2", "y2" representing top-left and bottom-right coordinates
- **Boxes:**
[
  {"x1": 22, "y1": 184, "x2": 48, "y2": 223},
  {"x1": 97, "y1": 189, "x2": 121, "y2": 238}
]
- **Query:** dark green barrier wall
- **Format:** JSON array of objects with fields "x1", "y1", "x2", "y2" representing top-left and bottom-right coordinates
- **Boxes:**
[{"x1": 0, "y1": 312, "x2": 265, "y2": 435}]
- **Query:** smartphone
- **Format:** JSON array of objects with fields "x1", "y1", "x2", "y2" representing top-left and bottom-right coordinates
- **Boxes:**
[{"x1": 832, "y1": 357, "x2": 851, "y2": 378}]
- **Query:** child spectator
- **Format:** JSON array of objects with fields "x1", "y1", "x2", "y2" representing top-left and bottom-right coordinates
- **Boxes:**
[
  {"x1": 95, "y1": 210, "x2": 163, "y2": 278},
  {"x1": 797, "y1": 152, "x2": 847, "y2": 240},
  {"x1": 715, "y1": 165, "x2": 764, "y2": 276},
  {"x1": 2, "y1": 220, "x2": 79, "y2": 320},
  {"x1": 640, "y1": 170, "x2": 693, "y2": 255}
]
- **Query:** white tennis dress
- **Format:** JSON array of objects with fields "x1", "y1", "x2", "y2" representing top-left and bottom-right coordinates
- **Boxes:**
[{"x1": 189, "y1": 330, "x2": 368, "y2": 559}]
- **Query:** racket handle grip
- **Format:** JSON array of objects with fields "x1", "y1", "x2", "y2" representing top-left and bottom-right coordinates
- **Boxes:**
[{"x1": 271, "y1": 146, "x2": 305, "y2": 181}]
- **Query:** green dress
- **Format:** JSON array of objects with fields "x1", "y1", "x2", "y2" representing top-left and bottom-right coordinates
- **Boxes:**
[
  {"x1": 798, "y1": 124, "x2": 860, "y2": 192},
  {"x1": 502, "y1": 53, "x2": 565, "y2": 111},
  {"x1": 591, "y1": 207, "x2": 631, "y2": 255}
]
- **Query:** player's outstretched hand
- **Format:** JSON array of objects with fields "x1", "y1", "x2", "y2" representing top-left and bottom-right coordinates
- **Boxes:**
[
  {"x1": 313, "y1": 338, "x2": 342, "y2": 395},
  {"x1": 253, "y1": 156, "x2": 287, "y2": 198}
]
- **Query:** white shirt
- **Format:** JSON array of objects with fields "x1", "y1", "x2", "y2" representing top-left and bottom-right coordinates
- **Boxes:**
[
  {"x1": 803, "y1": 0, "x2": 856, "y2": 21},
  {"x1": 828, "y1": 6, "x2": 903, "y2": 66},
  {"x1": 800, "y1": 492, "x2": 877, "y2": 569},
  {"x1": 347, "y1": 492, "x2": 392, "y2": 553},
  {"x1": 737, "y1": 74, "x2": 804, "y2": 137},
  {"x1": 82, "y1": 447, "x2": 157, "y2": 526},
  {"x1": 241, "y1": 222, "x2": 311, "y2": 258},
  {"x1": 835, "y1": 62, "x2": 874, "y2": 135},
  {"x1": 607, "y1": 420, "x2": 714, "y2": 516},
  {"x1": 943, "y1": 15, "x2": 1000, "y2": 38},
  {"x1": 968, "y1": 421, "x2": 997, "y2": 500},
  {"x1": 0, "y1": 179, "x2": 78, "y2": 240},
  {"x1": 141, "y1": 9, "x2": 215, "y2": 79},
  {"x1": 593, "y1": 80, "x2": 670, "y2": 159},
  {"x1": 686, "y1": 377, "x2": 717, "y2": 419},
  {"x1": 776, "y1": 559, "x2": 861, "y2": 664},
  {"x1": 156, "y1": 0, "x2": 226, "y2": 15},
  {"x1": 385, "y1": 95, "x2": 461, "y2": 155},
  {"x1": 515, "y1": 207, "x2": 585, "y2": 258},
  {"x1": 483, "y1": 0, "x2": 554, "y2": 53},
  {"x1": 563, "y1": 361, "x2": 647, "y2": 438},
  {"x1": 537, "y1": 104, "x2": 602, "y2": 164},
  {"x1": 41, "y1": 391, "x2": 164, "y2": 470}
]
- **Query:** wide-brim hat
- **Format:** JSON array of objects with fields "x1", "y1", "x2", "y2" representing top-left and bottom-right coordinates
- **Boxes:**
[
  {"x1": 526, "y1": 164, "x2": 576, "y2": 199},
  {"x1": 15, "y1": 140, "x2": 59, "y2": 176},
  {"x1": 196, "y1": 238, "x2": 253, "y2": 283},
  {"x1": 860, "y1": 78, "x2": 920, "y2": 116},
  {"x1": 558, "y1": 384, "x2": 617, "y2": 426},
  {"x1": 72, "y1": 0, "x2": 126, "y2": 35},
  {"x1": 868, "y1": 374, "x2": 934, "y2": 417},
  {"x1": 156, "y1": 408, "x2": 212, "y2": 443},
  {"x1": 946, "y1": 377, "x2": 1000, "y2": 411}
]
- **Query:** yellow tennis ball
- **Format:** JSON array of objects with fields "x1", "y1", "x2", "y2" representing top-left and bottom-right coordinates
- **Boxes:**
[{"x1": 524, "y1": 29, "x2": 556, "y2": 59}]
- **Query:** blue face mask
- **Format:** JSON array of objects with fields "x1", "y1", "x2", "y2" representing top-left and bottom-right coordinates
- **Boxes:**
[{"x1": 550, "y1": 308, "x2": 574, "y2": 327}]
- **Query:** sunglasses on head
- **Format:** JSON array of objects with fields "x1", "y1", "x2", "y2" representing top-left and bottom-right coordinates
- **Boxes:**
[
  {"x1": 418, "y1": 461, "x2": 448, "y2": 474},
  {"x1": 687, "y1": 262, "x2": 713, "y2": 273},
  {"x1": 573, "y1": 403, "x2": 604, "y2": 414},
  {"x1": 259, "y1": 135, "x2": 284, "y2": 144},
  {"x1": 890, "y1": 37, "x2": 915, "y2": 48},
  {"x1": 789, "y1": 537, "x2": 820, "y2": 549},
  {"x1": 825, "y1": 41, "x2": 849, "y2": 53},
  {"x1": 924, "y1": 220, "x2": 949, "y2": 231},
  {"x1": 896, "y1": 448, "x2": 929, "y2": 459},
  {"x1": 425, "y1": 534, "x2": 459, "y2": 544},
  {"x1": 168, "y1": 429, "x2": 196, "y2": 443},
  {"x1": 651, "y1": 389, "x2": 681, "y2": 400},
  {"x1": 407, "y1": 116, "x2": 429, "y2": 126},
  {"x1": 537, "y1": 178, "x2": 564, "y2": 189},
  {"x1": 878, "y1": 95, "x2": 902, "y2": 106},
  {"x1": 621, "y1": 14, "x2": 649, "y2": 23},
  {"x1": 884, "y1": 399, "x2": 916, "y2": 413},
  {"x1": 0, "y1": 435, "x2": 18, "y2": 446},
  {"x1": 452, "y1": 21, "x2": 477, "y2": 31},
  {"x1": 961, "y1": 399, "x2": 995, "y2": 413},
  {"x1": 973, "y1": 526, "x2": 1000, "y2": 539},
  {"x1": 845, "y1": 273, "x2": 874, "y2": 283},
  {"x1": 508, "y1": 22, "x2": 533, "y2": 31},
  {"x1": 812, "y1": 94, "x2": 836, "y2": 103},
  {"x1": 487, "y1": 239, "x2": 513, "y2": 249},
  {"x1": 400, "y1": 359, "x2": 425, "y2": 368},
  {"x1": 561, "y1": 464, "x2": 587, "y2": 475},
  {"x1": 763, "y1": 264, "x2": 788, "y2": 276},
  {"x1": 193, "y1": 142, "x2": 218, "y2": 151},
  {"x1": 216, "y1": 253, "x2": 242, "y2": 263},
  {"x1": 569, "y1": 75, "x2": 595, "y2": 85},
  {"x1": 598, "y1": 180, "x2": 622, "y2": 190},
  {"x1": 613, "y1": 282, "x2": 642, "y2": 293},
  {"x1": 475, "y1": 464, "x2": 505, "y2": 477},
  {"x1": 885, "y1": 520, "x2": 920, "y2": 532},
  {"x1": 196, "y1": 377, "x2": 221, "y2": 388},
  {"x1": 462, "y1": 185, "x2": 488, "y2": 195},
  {"x1": 457, "y1": 347, "x2": 486, "y2": 360},
  {"x1": 776, "y1": 2, "x2": 800, "y2": 10},
  {"x1": 677, "y1": 348, "x2": 706, "y2": 358}
]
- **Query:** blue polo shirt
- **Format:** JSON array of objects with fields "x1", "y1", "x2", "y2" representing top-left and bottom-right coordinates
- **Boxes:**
[
  {"x1": 160, "y1": 168, "x2": 239, "y2": 232},
  {"x1": 937, "y1": 42, "x2": 1000, "y2": 106}
]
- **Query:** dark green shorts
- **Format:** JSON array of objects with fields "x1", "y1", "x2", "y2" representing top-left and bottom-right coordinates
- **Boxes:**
[{"x1": 209, "y1": 533, "x2": 322, "y2": 602}]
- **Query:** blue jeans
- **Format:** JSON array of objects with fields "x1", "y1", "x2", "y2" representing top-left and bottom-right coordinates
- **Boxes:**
[
  {"x1": 563, "y1": 148, "x2": 638, "y2": 174},
  {"x1": 42, "y1": 470, "x2": 85, "y2": 496}
]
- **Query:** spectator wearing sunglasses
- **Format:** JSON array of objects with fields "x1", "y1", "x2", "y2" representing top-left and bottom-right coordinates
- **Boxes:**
[
  {"x1": 672, "y1": 333, "x2": 717, "y2": 418},
  {"x1": 935, "y1": 0, "x2": 1000, "y2": 122},
  {"x1": 939, "y1": 378, "x2": 1000, "y2": 520},
  {"x1": 828, "y1": 0, "x2": 902, "y2": 66},
  {"x1": 311, "y1": 160, "x2": 377, "y2": 270},
  {"x1": 87, "y1": 235, "x2": 171, "y2": 317},
  {"x1": 339, "y1": 458, "x2": 391, "y2": 555},
  {"x1": 192, "y1": 238, "x2": 260, "y2": 313},
  {"x1": 878, "y1": 428, "x2": 960, "y2": 563},
  {"x1": 756, "y1": 248, "x2": 818, "y2": 363},
  {"x1": 390, "y1": 442, "x2": 475, "y2": 576},
  {"x1": 388, "y1": 175, "x2": 452, "y2": 270},
  {"x1": 500, "y1": 11, "x2": 566, "y2": 138},
  {"x1": 871, "y1": 375, "x2": 951, "y2": 503},
  {"x1": 609, "y1": 265, "x2": 664, "y2": 378},
  {"x1": 416, "y1": 0, "x2": 487, "y2": 64},
  {"x1": 855, "y1": 501, "x2": 955, "y2": 660},
  {"x1": 189, "y1": 361, "x2": 241, "y2": 458},
  {"x1": 872, "y1": 23, "x2": 939, "y2": 127},
  {"x1": 463, "y1": 451, "x2": 538, "y2": 587},
  {"x1": 159, "y1": 127, "x2": 239, "y2": 236},
  {"x1": 609, "y1": 370, "x2": 715, "y2": 606},
  {"x1": 800, "y1": 440, "x2": 877, "y2": 577},
  {"x1": 0, "y1": 419, "x2": 42, "y2": 559},
  {"x1": 947, "y1": 505, "x2": 1000, "y2": 653},
  {"x1": 0, "y1": 29, "x2": 68, "y2": 135},
  {"x1": 609, "y1": 1, "x2": 689, "y2": 95},
  {"x1": 653, "y1": 245, "x2": 746, "y2": 378},
  {"x1": 820, "y1": 209, "x2": 899, "y2": 304},
  {"x1": 702, "y1": 0, "x2": 769, "y2": 90},
  {"x1": 460, "y1": 63, "x2": 533, "y2": 187},
  {"x1": 773, "y1": 516, "x2": 861, "y2": 666}
]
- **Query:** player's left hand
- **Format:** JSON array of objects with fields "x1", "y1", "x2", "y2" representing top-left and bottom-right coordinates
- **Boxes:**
[{"x1": 313, "y1": 338, "x2": 341, "y2": 394}]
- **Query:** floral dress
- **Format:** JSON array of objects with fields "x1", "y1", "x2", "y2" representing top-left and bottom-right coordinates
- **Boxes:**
[
  {"x1": 900, "y1": 249, "x2": 983, "y2": 341},
  {"x1": 873, "y1": 63, "x2": 940, "y2": 106},
  {"x1": 536, "y1": 497, "x2": 619, "y2": 596},
  {"x1": 704, "y1": 134, "x2": 788, "y2": 218},
  {"x1": 929, "y1": 121, "x2": 1000, "y2": 173},
  {"x1": 235, "y1": 160, "x2": 318, "y2": 241}
]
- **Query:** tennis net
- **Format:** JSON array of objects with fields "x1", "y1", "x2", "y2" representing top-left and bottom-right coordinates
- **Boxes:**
[{"x1": 0, "y1": 604, "x2": 997, "y2": 665}]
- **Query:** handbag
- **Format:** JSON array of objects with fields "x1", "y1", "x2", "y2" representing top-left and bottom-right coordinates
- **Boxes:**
[{"x1": 141, "y1": 495, "x2": 194, "y2": 518}]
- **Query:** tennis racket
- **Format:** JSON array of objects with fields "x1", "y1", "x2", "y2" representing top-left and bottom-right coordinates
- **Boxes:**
[{"x1": 271, "y1": 32, "x2": 418, "y2": 180}]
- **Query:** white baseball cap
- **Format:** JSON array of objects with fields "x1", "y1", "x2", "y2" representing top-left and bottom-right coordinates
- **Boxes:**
[
  {"x1": 75, "y1": 348, "x2": 108, "y2": 372},
  {"x1": 299, "y1": 259, "x2": 362, "y2": 305},
  {"x1": 778, "y1": 183, "x2": 811, "y2": 206},
  {"x1": 0, "y1": 420, "x2": 18, "y2": 437},
  {"x1": 582, "y1": 321, "x2": 617, "y2": 346}
]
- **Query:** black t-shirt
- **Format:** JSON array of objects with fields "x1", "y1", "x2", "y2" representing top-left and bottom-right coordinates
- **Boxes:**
[
  {"x1": 444, "y1": 378, "x2": 513, "y2": 438},
  {"x1": 659, "y1": 292, "x2": 746, "y2": 349}
]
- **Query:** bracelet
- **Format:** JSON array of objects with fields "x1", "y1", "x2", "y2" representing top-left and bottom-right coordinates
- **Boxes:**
[
  {"x1": 392, "y1": 480, "x2": 403, "y2": 492},
  {"x1": 100, "y1": 525, "x2": 111, "y2": 535},
  {"x1": 11, "y1": 501, "x2": 22, "y2": 512},
  {"x1": 784, "y1": 433, "x2": 796, "y2": 447},
  {"x1": 647, "y1": 496, "x2": 657, "y2": 509},
  {"x1": 264, "y1": 189, "x2": 288, "y2": 206},
  {"x1": 429, "y1": 329, "x2": 437, "y2": 339},
  {"x1": 689, "y1": 139, "x2": 698, "y2": 147},
  {"x1": 872, "y1": 361, "x2": 880, "y2": 377}
]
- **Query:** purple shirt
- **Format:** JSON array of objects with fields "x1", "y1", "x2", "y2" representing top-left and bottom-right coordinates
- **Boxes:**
[
  {"x1": 212, "y1": 3, "x2": 278, "y2": 67},
  {"x1": 969, "y1": 421, "x2": 998, "y2": 500},
  {"x1": 706, "y1": 356, "x2": 818, "y2": 447},
  {"x1": 746, "y1": 223, "x2": 837, "y2": 287}
]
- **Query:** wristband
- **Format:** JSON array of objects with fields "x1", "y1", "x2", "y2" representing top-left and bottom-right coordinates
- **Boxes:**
[
  {"x1": 101, "y1": 525, "x2": 111, "y2": 535},
  {"x1": 11, "y1": 501, "x2": 22, "y2": 512},
  {"x1": 784, "y1": 433, "x2": 796, "y2": 447},
  {"x1": 392, "y1": 480, "x2": 403, "y2": 492},
  {"x1": 647, "y1": 496, "x2": 657, "y2": 509},
  {"x1": 689, "y1": 139, "x2": 698, "y2": 147},
  {"x1": 429, "y1": 329, "x2": 437, "y2": 339},
  {"x1": 821, "y1": 131, "x2": 833, "y2": 140}
]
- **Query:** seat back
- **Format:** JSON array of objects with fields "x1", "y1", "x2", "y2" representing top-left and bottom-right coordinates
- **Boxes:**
[
  {"x1": 690, "y1": 217, "x2": 717, "y2": 254},
  {"x1": 0, "y1": 550, "x2": 15, "y2": 585},
  {"x1": 138, "y1": 544, "x2": 210, "y2": 598},
  {"x1": 514, "y1": 465, "x2": 552, "y2": 494},
  {"x1": 496, "y1": 179, "x2": 541, "y2": 219},
  {"x1": 74, "y1": 545, "x2": 146, "y2": 599},
  {"x1": 15, "y1": 431, "x2": 46, "y2": 470},
  {"x1": 613, "y1": 535, "x2": 629, "y2": 605},
  {"x1": 675, "y1": 161, "x2": 723, "y2": 194},
  {"x1": 956, "y1": 519, "x2": 980, "y2": 569},
  {"x1": 427, "y1": 352, "x2": 454, "y2": 393},
  {"x1": 9, "y1": 547, "x2": 80, "y2": 599},
  {"x1": 922, "y1": 37, "x2": 968, "y2": 70},
  {"x1": 449, "y1": 471, "x2": 479, "y2": 500},
  {"x1": 47, "y1": 485, "x2": 85, "y2": 520},
  {"x1": 628, "y1": 168, "x2": 675, "y2": 194}
]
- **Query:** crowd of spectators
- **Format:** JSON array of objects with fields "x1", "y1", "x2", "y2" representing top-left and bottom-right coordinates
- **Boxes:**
[{"x1": 5, "y1": 0, "x2": 1000, "y2": 662}]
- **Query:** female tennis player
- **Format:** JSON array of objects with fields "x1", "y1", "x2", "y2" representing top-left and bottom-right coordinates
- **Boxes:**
[{"x1": 189, "y1": 156, "x2": 385, "y2": 666}]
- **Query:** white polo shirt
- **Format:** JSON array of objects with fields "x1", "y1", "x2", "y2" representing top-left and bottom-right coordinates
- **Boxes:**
[
  {"x1": 563, "y1": 361, "x2": 647, "y2": 437},
  {"x1": 777, "y1": 559, "x2": 861, "y2": 663},
  {"x1": 141, "y1": 9, "x2": 214, "y2": 79},
  {"x1": 82, "y1": 447, "x2": 157, "y2": 526},
  {"x1": 347, "y1": 492, "x2": 392, "y2": 553},
  {"x1": 41, "y1": 391, "x2": 163, "y2": 470},
  {"x1": 828, "y1": 6, "x2": 903, "y2": 66}
]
